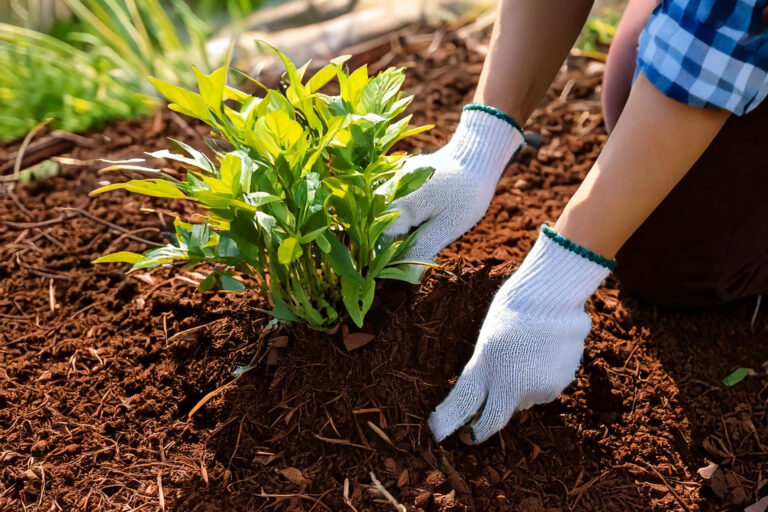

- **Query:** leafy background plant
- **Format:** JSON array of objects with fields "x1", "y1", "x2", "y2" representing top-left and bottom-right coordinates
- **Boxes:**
[
  {"x1": 93, "y1": 45, "x2": 433, "y2": 330},
  {"x1": 0, "y1": 22, "x2": 150, "y2": 141},
  {"x1": 0, "y1": 0, "x2": 244, "y2": 141},
  {"x1": 575, "y1": 1, "x2": 622, "y2": 58}
]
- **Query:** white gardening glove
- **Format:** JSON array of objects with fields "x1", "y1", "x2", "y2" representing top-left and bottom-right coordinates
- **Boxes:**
[
  {"x1": 385, "y1": 105, "x2": 525, "y2": 277},
  {"x1": 428, "y1": 224, "x2": 615, "y2": 444}
]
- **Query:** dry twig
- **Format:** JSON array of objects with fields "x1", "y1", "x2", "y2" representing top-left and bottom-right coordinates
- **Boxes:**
[{"x1": 369, "y1": 471, "x2": 406, "y2": 512}]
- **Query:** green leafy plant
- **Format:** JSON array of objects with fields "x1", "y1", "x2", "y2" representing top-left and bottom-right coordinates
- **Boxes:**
[{"x1": 92, "y1": 45, "x2": 434, "y2": 331}]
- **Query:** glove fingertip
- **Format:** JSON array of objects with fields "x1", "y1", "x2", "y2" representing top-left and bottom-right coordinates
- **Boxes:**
[
  {"x1": 470, "y1": 394, "x2": 517, "y2": 445},
  {"x1": 427, "y1": 412, "x2": 446, "y2": 442},
  {"x1": 470, "y1": 425, "x2": 491, "y2": 445},
  {"x1": 428, "y1": 399, "x2": 468, "y2": 442},
  {"x1": 428, "y1": 410, "x2": 456, "y2": 443},
  {"x1": 427, "y1": 377, "x2": 486, "y2": 443},
  {"x1": 470, "y1": 422, "x2": 499, "y2": 445}
]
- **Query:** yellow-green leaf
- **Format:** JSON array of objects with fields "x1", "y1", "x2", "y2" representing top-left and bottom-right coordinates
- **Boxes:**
[
  {"x1": 262, "y1": 110, "x2": 304, "y2": 148},
  {"x1": 219, "y1": 153, "x2": 243, "y2": 191},
  {"x1": 193, "y1": 66, "x2": 227, "y2": 112},
  {"x1": 277, "y1": 237, "x2": 302, "y2": 264},
  {"x1": 90, "y1": 179, "x2": 186, "y2": 198},
  {"x1": 201, "y1": 175, "x2": 231, "y2": 194},
  {"x1": 307, "y1": 63, "x2": 339, "y2": 92},
  {"x1": 92, "y1": 251, "x2": 144, "y2": 264},
  {"x1": 148, "y1": 76, "x2": 209, "y2": 121}
]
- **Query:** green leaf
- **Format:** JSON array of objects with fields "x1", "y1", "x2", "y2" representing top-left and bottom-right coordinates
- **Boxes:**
[
  {"x1": 375, "y1": 166, "x2": 434, "y2": 202},
  {"x1": 220, "y1": 153, "x2": 243, "y2": 195},
  {"x1": 369, "y1": 211, "x2": 400, "y2": 246},
  {"x1": 265, "y1": 110, "x2": 304, "y2": 147},
  {"x1": 148, "y1": 76, "x2": 210, "y2": 121},
  {"x1": 341, "y1": 277, "x2": 375, "y2": 328},
  {"x1": 320, "y1": 231, "x2": 364, "y2": 286},
  {"x1": 323, "y1": 176, "x2": 351, "y2": 198},
  {"x1": 189, "y1": 223, "x2": 212, "y2": 256},
  {"x1": 277, "y1": 237, "x2": 303, "y2": 264},
  {"x1": 393, "y1": 166, "x2": 434, "y2": 200},
  {"x1": 378, "y1": 263, "x2": 423, "y2": 285},
  {"x1": 327, "y1": 194, "x2": 362, "y2": 245},
  {"x1": 360, "y1": 67, "x2": 404, "y2": 114},
  {"x1": 220, "y1": 272, "x2": 245, "y2": 291},
  {"x1": 257, "y1": 40, "x2": 306, "y2": 87},
  {"x1": 199, "y1": 269, "x2": 246, "y2": 292},
  {"x1": 375, "y1": 227, "x2": 439, "y2": 284},
  {"x1": 227, "y1": 217, "x2": 264, "y2": 267},
  {"x1": 199, "y1": 271, "x2": 218, "y2": 292},
  {"x1": 299, "y1": 227, "x2": 327, "y2": 244},
  {"x1": 147, "y1": 138, "x2": 215, "y2": 173},
  {"x1": 252, "y1": 110, "x2": 305, "y2": 158},
  {"x1": 193, "y1": 66, "x2": 227, "y2": 112},
  {"x1": 244, "y1": 191, "x2": 281, "y2": 208},
  {"x1": 302, "y1": 116, "x2": 345, "y2": 175},
  {"x1": 345, "y1": 65, "x2": 369, "y2": 106},
  {"x1": 270, "y1": 289, "x2": 300, "y2": 322},
  {"x1": 722, "y1": 367, "x2": 757, "y2": 386},
  {"x1": 91, "y1": 179, "x2": 186, "y2": 199},
  {"x1": 225, "y1": 84, "x2": 251, "y2": 103},
  {"x1": 255, "y1": 211, "x2": 277, "y2": 232},
  {"x1": 201, "y1": 174, "x2": 230, "y2": 193},
  {"x1": 216, "y1": 233, "x2": 241, "y2": 259},
  {"x1": 315, "y1": 232, "x2": 331, "y2": 253},
  {"x1": 131, "y1": 244, "x2": 190, "y2": 269},
  {"x1": 377, "y1": 115, "x2": 433, "y2": 152},
  {"x1": 92, "y1": 251, "x2": 144, "y2": 264},
  {"x1": 307, "y1": 59, "x2": 348, "y2": 92},
  {"x1": 193, "y1": 190, "x2": 234, "y2": 209},
  {"x1": 367, "y1": 236, "x2": 399, "y2": 278},
  {"x1": 395, "y1": 123, "x2": 434, "y2": 143}
]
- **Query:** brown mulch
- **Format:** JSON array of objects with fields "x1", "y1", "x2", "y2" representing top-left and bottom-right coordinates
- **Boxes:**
[{"x1": 1, "y1": 23, "x2": 767, "y2": 512}]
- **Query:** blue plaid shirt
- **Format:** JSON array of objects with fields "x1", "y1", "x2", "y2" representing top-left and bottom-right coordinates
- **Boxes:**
[{"x1": 636, "y1": 0, "x2": 768, "y2": 114}]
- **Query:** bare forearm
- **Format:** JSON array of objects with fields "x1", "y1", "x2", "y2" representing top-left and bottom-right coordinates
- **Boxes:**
[
  {"x1": 555, "y1": 73, "x2": 730, "y2": 258},
  {"x1": 473, "y1": 0, "x2": 594, "y2": 122}
]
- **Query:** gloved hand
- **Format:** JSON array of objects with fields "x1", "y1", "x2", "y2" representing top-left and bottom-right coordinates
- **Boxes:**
[
  {"x1": 428, "y1": 224, "x2": 615, "y2": 444},
  {"x1": 385, "y1": 104, "x2": 525, "y2": 277}
]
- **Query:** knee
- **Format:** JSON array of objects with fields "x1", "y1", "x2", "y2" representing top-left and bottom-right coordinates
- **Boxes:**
[{"x1": 614, "y1": 237, "x2": 723, "y2": 309}]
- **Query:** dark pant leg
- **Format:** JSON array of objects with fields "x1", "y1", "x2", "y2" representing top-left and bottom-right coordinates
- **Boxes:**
[{"x1": 602, "y1": 0, "x2": 768, "y2": 308}]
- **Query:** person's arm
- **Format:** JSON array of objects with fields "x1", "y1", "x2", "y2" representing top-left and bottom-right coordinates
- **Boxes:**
[
  {"x1": 555, "y1": 72, "x2": 730, "y2": 257},
  {"x1": 384, "y1": 0, "x2": 594, "y2": 275},
  {"x1": 474, "y1": 0, "x2": 594, "y2": 122},
  {"x1": 428, "y1": 74, "x2": 730, "y2": 444}
]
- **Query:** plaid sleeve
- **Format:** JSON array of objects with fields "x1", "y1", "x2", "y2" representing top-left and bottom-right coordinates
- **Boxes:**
[{"x1": 635, "y1": 0, "x2": 768, "y2": 115}]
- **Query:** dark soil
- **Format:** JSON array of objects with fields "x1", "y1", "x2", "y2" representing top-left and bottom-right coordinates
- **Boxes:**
[{"x1": 2, "y1": 24, "x2": 767, "y2": 512}]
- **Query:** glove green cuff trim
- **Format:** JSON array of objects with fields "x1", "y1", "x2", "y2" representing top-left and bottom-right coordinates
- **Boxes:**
[
  {"x1": 541, "y1": 224, "x2": 616, "y2": 271},
  {"x1": 463, "y1": 103, "x2": 526, "y2": 140}
]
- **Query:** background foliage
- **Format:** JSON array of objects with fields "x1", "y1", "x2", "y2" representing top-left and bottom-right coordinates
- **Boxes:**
[{"x1": 0, "y1": 0, "x2": 259, "y2": 141}]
